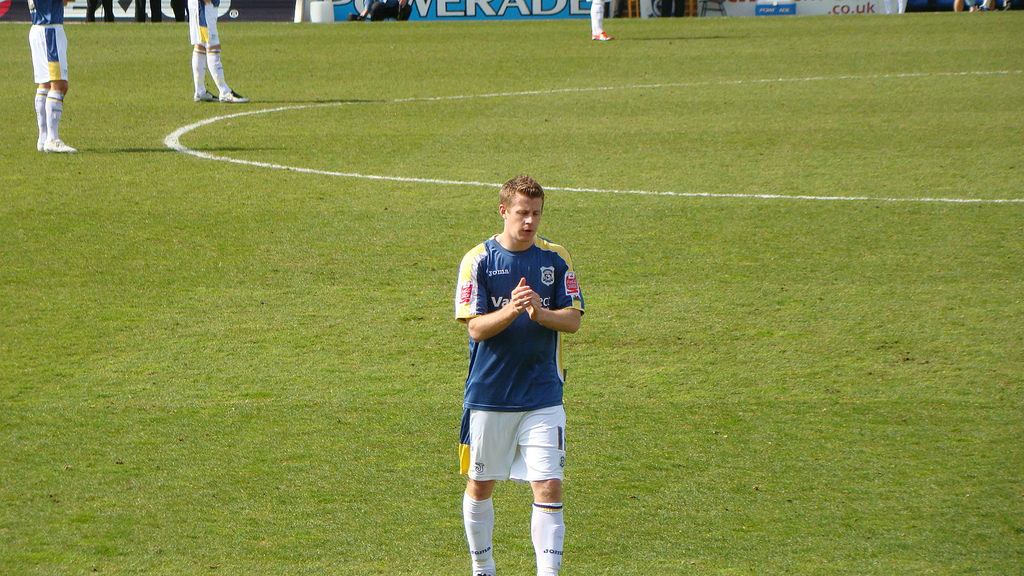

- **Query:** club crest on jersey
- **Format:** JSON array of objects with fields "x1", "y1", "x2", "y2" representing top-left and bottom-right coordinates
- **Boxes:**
[
  {"x1": 564, "y1": 271, "x2": 580, "y2": 297},
  {"x1": 540, "y1": 266, "x2": 555, "y2": 286}
]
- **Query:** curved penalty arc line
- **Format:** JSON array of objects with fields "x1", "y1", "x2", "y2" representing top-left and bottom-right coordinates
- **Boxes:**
[{"x1": 164, "y1": 71, "x2": 1024, "y2": 205}]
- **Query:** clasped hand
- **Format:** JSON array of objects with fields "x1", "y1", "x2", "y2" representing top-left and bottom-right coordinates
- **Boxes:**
[{"x1": 510, "y1": 277, "x2": 542, "y2": 320}]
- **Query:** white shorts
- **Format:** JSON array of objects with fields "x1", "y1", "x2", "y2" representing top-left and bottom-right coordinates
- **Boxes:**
[
  {"x1": 188, "y1": 0, "x2": 220, "y2": 47},
  {"x1": 29, "y1": 25, "x2": 68, "y2": 84},
  {"x1": 460, "y1": 405, "x2": 566, "y2": 483}
]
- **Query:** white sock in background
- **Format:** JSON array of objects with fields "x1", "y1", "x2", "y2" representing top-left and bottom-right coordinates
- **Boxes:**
[
  {"x1": 591, "y1": 0, "x2": 604, "y2": 36},
  {"x1": 45, "y1": 90, "x2": 64, "y2": 143},
  {"x1": 35, "y1": 88, "x2": 48, "y2": 146},
  {"x1": 206, "y1": 49, "x2": 230, "y2": 96},
  {"x1": 192, "y1": 48, "x2": 208, "y2": 95}
]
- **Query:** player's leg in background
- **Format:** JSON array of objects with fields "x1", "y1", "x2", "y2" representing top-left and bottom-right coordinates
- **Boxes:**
[
  {"x1": 29, "y1": 26, "x2": 49, "y2": 150},
  {"x1": 35, "y1": 84, "x2": 49, "y2": 151},
  {"x1": 171, "y1": 0, "x2": 186, "y2": 21},
  {"x1": 45, "y1": 79, "x2": 68, "y2": 145},
  {"x1": 200, "y1": 6, "x2": 246, "y2": 102},
  {"x1": 150, "y1": 0, "x2": 163, "y2": 22},
  {"x1": 192, "y1": 44, "x2": 211, "y2": 98},
  {"x1": 590, "y1": 1, "x2": 612, "y2": 40},
  {"x1": 202, "y1": 3, "x2": 229, "y2": 95},
  {"x1": 188, "y1": 0, "x2": 213, "y2": 99},
  {"x1": 40, "y1": 26, "x2": 75, "y2": 153}
]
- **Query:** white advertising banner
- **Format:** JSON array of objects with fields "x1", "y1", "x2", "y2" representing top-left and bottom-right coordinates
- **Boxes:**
[{"x1": 704, "y1": 0, "x2": 889, "y2": 16}]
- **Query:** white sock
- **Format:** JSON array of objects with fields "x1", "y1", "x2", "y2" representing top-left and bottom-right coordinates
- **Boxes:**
[
  {"x1": 45, "y1": 90, "x2": 64, "y2": 143},
  {"x1": 532, "y1": 502, "x2": 565, "y2": 576},
  {"x1": 35, "y1": 88, "x2": 48, "y2": 142},
  {"x1": 192, "y1": 48, "x2": 208, "y2": 95},
  {"x1": 464, "y1": 494, "x2": 496, "y2": 576},
  {"x1": 206, "y1": 49, "x2": 230, "y2": 96},
  {"x1": 590, "y1": 0, "x2": 604, "y2": 36}
]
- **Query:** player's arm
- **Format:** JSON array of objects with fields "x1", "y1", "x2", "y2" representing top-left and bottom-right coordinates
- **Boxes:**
[
  {"x1": 466, "y1": 305, "x2": 579, "y2": 341},
  {"x1": 465, "y1": 305, "x2": 522, "y2": 342},
  {"x1": 527, "y1": 306, "x2": 581, "y2": 334}
]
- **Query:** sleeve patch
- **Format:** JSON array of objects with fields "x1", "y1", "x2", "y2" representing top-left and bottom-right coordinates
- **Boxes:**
[
  {"x1": 458, "y1": 280, "x2": 474, "y2": 306},
  {"x1": 564, "y1": 271, "x2": 580, "y2": 297}
]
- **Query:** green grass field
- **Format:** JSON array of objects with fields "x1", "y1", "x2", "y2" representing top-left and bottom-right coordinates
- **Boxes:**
[{"x1": 2, "y1": 12, "x2": 1022, "y2": 575}]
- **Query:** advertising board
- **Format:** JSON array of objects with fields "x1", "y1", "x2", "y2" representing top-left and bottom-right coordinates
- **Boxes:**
[
  {"x1": 332, "y1": 0, "x2": 589, "y2": 20},
  {"x1": 0, "y1": 0, "x2": 295, "y2": 21},
  {"x1": 0, "y1": 0, "x2": 1007, "y2": 23}
]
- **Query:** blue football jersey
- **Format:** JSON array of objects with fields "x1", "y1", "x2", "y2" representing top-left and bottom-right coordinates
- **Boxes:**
[
  {"x1": 29, "y1": 0, "x2": 64, "y2": 25},
  {"x1": 455, "y1": 236, "x2": 584, "y2": 412}
]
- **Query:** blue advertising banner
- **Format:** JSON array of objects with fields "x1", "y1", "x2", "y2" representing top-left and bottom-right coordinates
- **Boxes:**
[{"x1": 755, "y1": 0, "x2": 797, "y2": 13}]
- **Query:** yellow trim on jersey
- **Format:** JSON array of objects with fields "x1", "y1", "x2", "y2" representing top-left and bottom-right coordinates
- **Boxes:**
[
  {"x1": 534, "y1": 237, "x2": 582, "y2": 382},
  {"x1": 533, "y1": 236, "x2": 573, "y2": 266},
  {"x1": 455, "y1": 242, "x2": 488, "y2": 322},
  {"x1": 533, "y1": 237, "x2": 585, "y2": 314},
  {"x1": 555, "y1": 332, "x2": 565, "y2": 383}
]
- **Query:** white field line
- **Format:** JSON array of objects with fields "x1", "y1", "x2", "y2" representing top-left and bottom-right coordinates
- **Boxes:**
[{"x1": 164, "y1": 70, "x2": 1024, "y2": 204}]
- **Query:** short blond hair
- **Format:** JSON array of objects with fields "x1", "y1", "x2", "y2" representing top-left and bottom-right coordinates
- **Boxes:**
[{"x1": 499, "y1": 174, "x2": 544, "y2": 208}]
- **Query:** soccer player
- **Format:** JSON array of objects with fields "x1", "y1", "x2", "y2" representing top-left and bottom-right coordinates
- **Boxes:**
[
  {"x1": 591, "y1": 0, "x2": 613, "y2": 41},
  {"x1": 29, "y1": 0, "x2": 76, "y2": 153},
  {"x1": 188, "y1": 0, "x2": 248, "y2": 103},
  {"x1": 455, "y1": 175, "x2": 585, "y2": 576}
]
